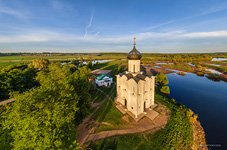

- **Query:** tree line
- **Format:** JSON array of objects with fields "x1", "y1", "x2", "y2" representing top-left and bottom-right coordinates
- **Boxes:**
[{"x1": 143, "y1": 54, "x2": 215, "y2": 63}]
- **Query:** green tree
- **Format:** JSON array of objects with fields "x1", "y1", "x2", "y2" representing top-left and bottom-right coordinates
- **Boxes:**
[
  {"x1": 87, "y1": 61, "x2": 93, "y2": 69},
  {"x1": 30, "y1": 58, "x2": 50, "y2": 69},
  {"x1": 0, "y1": 64, "x2": 37, "y2": 100},
  {"x1": 0, "y1": 105, "x2": 12, "y2": 150},
  {"x1": 160, "y1": 86, "x2": 170, "y2": 94},
  {"x1": 2, "y1": 63, "x2": 91, "y2": 149},
  {"x1": 71, "y1": 59, "x2": 80, "y2": 66},
  {"x1": 117, "y1": 65, "x2": 124, "y2": 74},
  {"x1": 156, "y1": 73, "x2": 169, "y2": 86}
]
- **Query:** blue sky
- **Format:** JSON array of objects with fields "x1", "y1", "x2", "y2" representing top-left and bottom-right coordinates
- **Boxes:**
[{"x1": 0, "y1": 0, "x2": 227, "y2": 53}]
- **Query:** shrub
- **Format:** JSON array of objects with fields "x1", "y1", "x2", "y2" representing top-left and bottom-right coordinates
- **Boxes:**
[
  {"x1": 156, "y1": 73, "x2": 169, "y2": 85},
  {"x1": 160, "y1": 86, "x2": 170, "y2": 94}
]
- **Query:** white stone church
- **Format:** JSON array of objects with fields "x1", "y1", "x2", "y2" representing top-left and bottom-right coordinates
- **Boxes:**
[{"x1": 115, "y1": 37, "x2": 155, "y2": 119}]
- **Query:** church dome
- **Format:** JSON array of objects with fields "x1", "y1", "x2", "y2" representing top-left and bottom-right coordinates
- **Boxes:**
[
  {"x1": 127, "y1": 37, "x2": 142, "y2": 60},
  {"x1": 127, "y1": 46, "x2": 142, "y2": 60}
]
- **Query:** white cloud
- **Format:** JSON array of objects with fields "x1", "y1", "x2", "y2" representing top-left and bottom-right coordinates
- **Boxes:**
[
  {"x1": 0, "y1": 29, "x2": 227, "y2": 43},
  {"x1": 0, "y1": 29, "x2": 227, "y2": 53},
  {"x1": 181, "y1": 31, "x2": 227, "y2": 38},
  {"x1": 0, "y1": 6, "x2": 28, "y2": 19}
]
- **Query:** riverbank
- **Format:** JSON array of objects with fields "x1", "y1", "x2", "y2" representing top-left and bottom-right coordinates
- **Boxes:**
[
  {"x1": 167, "y1": 73, "x2": 227, "y2": 149},
  {"x1": 192, "y1": 118, "x2": 207, "y2": 150},
  {"x1": 84, "y1": 88, "x2": 207, "y2": 150}
]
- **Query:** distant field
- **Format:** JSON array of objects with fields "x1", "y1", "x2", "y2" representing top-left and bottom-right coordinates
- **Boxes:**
[
  {"x1": 0, "y1": 53, "x2": 127, "y2": 68},
  {"x1": 0, "y1": 61, "x2": 29, "y2": 69},
  {"x1": 0, "y1": 55, "x2": 88, "y2": 68},
  {"x1": 0, "y1": 52, "x2": 227, "y2": 69},
  {"x1": 0, "y1": 55, "x2": 82, "y2": 61}
]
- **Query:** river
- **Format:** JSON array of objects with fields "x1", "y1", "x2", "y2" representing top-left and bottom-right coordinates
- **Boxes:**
[{"x1": 167, "y1": 73, "x2": 227, "y2": 149}]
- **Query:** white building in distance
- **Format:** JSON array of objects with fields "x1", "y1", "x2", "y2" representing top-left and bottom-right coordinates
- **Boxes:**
[
  {"x1": 115, "y1": 37, "x2": 155, "y2": 118},
  {"x1": 95, "y1": 74, "x2": 113, "y2": 87}
]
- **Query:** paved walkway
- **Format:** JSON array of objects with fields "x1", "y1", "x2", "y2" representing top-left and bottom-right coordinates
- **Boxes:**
[{"x1": 0, "y1": 98, "x2": 15, "y2": 106}]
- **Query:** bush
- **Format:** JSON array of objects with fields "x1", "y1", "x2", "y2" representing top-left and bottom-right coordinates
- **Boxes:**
[
  {"x1": 156, "y1": 73, "x2": 169, "y2": 85},
  {"x1": 160, "y1": 86, "x2": 170, "y2": 94},
  {"x1": 196, "y1": 71, "x2": 205, "y2": 76},
  {"x1": 29, "y1": 58, "x2": 50, "y2": 69}
]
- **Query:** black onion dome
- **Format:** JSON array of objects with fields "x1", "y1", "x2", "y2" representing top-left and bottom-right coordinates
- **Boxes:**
[{"x1": 127, "y1": 45, "x2": 142, "y2": 60}]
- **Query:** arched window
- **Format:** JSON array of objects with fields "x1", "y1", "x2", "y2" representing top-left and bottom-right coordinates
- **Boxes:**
[{"x1": 133, "y1": 64, "x2": 135, "y2": 72}]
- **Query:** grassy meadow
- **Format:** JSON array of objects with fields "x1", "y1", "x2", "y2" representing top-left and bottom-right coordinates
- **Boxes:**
[{"x1": 87, "y1": 89, "x2": 195, "y2": 150}]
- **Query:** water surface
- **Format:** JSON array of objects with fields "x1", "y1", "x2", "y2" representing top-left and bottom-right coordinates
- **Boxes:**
[
  {"x1": 167, "y1": 73, "x2": 227, "y2": 149},
  {"x1": 212, "y1": 58, "x2": 227, "y2": 61}
]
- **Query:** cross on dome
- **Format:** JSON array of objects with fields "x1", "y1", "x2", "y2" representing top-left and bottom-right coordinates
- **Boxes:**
[
  {"x1": 134, "y1": 36, "x2": 136, "y2": 46},
  {"x1": 127, "y1": 36, "x2": 142, "y2": 60}
]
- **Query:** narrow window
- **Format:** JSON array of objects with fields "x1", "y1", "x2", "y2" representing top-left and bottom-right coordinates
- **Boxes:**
[{"x1": 133, "y1": 64, "x2": 135, "y2": 72}]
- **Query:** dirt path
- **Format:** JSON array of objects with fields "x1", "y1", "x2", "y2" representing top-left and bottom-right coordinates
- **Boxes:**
[
  {"x1": 0, "y1": 98, "x2": 15, "y2": 106},
  {"x1": 85, "y1": 106, "x2": 168, "y2": 143}
]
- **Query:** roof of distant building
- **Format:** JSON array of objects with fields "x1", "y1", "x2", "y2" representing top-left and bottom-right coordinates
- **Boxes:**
[
  {"x1": 96, "y1": 74, "x2": 112, "y2": 80},
  {"x1": 92, "y1": 69, "x2": 112, "y2": 75}
]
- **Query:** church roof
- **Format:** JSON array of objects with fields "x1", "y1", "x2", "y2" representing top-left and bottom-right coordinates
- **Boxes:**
[{"x1": 127, "y1": 37, "x2": 142, "y2": 60}]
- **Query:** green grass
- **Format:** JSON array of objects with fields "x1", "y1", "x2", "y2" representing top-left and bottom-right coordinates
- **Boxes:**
[
  {"x1": 202, "y1": 63, "x2": 227, "y2": 74},
  {"x1": 101, "y1": 105, "x2": 123, "y2": 126},
  {"x1": 161, "y1": 63, "x2": 195, "y2": 72},
  {"x1": 87, "y1": 90, "x2": 193, "y2": 150},
  {"x1": 91, "y1": 90, "x2": 106, "y2": 103},
  {"x1": 0, "y1": 54, "x2": 127, "y2": 70},
  {"x1": 91, "y1": 83, "x2": 126, "y2": 131},
  {"x1": 92, "y1": 60, "x2": 127, "y2": 76},
  {"x1": 96, "y1": 103, "x2": 124, "y2": 132},
  {"x1": 91, "y1": 84, "x2": 125, "y2": 132},
  {"x1": 93, "y1": 86, "x2": 116, "y2": 122},
  {"x1": 0, "y1": 55, "x2": 81, "y2": 68},
  {"x1": 0, "y1": 55, "x2": 80, "y2": 61},
  {"x1": 0, "y1": 61, "x2": 28, "y2": 69}
]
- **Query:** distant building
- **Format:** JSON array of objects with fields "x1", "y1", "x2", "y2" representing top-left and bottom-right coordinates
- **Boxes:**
[
  {"x1": 95, "y1": 74, "x2": 113, "y2": 87},
  {"x1": 115, "y1": 37, "x2": 155, "y2": 119}
]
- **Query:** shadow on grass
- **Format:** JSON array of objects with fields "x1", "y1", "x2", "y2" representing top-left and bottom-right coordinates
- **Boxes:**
[
  {"x1": 89, "y1": 139, "x2": 118, "y2": 150},
  {"x1": 92, "y1": 85, "x2": 116, "y2": 123}
]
